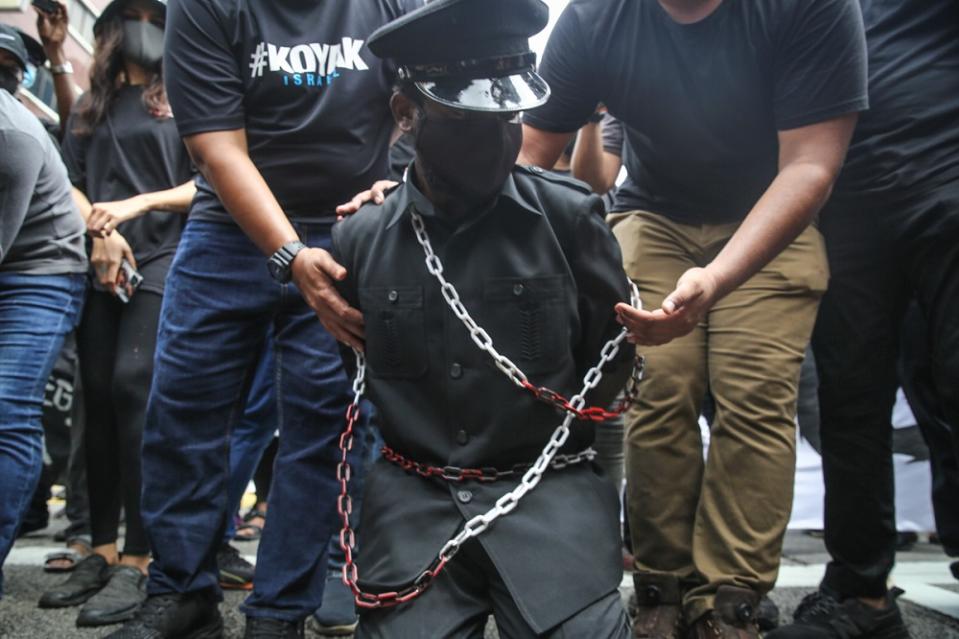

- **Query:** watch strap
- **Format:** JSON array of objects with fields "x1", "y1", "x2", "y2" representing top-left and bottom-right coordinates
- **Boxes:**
[
  {"x1": 268, "y1": 240, "x2": 307, "y2": 283},
  {"x1": 50, "y1": 61, "x2": 74, "y2": 75}
]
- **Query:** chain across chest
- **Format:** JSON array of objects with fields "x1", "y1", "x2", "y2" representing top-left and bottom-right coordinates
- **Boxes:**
[{"x1": 334, "y1": 210, "x2": 645, "y2": 609}]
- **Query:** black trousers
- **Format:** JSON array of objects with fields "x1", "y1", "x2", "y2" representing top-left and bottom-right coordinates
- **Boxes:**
[
  {"x1": 900, "y1": 302, "x2": 959, "y2": 557},
  {"x1": 812, "y1": 181, "x2": 959, "y2": 598},
  {"x1": 355, "y1": 538, "x2": 630, "y2": 639},
  {"x1": 78, "y1": 289, "x2": 162, "y2": 555}
]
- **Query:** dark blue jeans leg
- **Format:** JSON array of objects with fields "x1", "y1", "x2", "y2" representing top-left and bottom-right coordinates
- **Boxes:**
[
  {"x1": 0, "y1": 273, "x2": 85, "y2": 596},
  {"x1": 142, "y1": 220, "x2": 274, "y2": 596},
  {"x1": 224, "y1": 338, "x2": 278, "y2": 544},
  {"x1": 241, "y1": 223, "x2": 353, "y2": 621}
]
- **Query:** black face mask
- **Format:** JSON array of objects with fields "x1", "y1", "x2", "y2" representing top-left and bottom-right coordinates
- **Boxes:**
[
  {"x1": 413, "y1": 110, "x2": 523, "y2": 204},
  {"x1": 0, "y1": 64, "x2": 20, "y2": 95},
  {"x1": 121, "y1": 19, "x2": 164, "y2": 69}
]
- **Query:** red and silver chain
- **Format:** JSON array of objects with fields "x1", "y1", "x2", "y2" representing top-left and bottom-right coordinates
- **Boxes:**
[
  {"x1": 336, "y1": 209, "x2": 645, "y2": 609},
  {"x1": 381, "y1": 445, "x2": 596, "y2": 482}
]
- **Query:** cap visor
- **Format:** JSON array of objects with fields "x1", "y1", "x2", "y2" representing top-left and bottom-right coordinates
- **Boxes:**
[{"x1": 417, "y1": 70, "x2": 550, "y2": 113}]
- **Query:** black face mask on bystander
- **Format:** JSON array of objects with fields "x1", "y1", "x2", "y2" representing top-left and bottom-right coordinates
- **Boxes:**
[
  {"x1": 121, "y1": 19, "x2": 164, "y2": 69},
  {"x1": 413, "y1": 111, "x2": 523, "y2": 204},
  {"x1": 0, "y1": 64, "x2": 20, "y2": 94}
]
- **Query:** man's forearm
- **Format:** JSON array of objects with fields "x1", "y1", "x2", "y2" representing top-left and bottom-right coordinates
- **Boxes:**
[
  {"x1": 45, "y1": 47, "x2": 76, "y2": 134},
  {"x1": 706, "y1": 161, "x2": 834, "y2": 299},
  {"x1": 186, "y1": 131, "x2": 298, "y2": 256},
  {"x1": 570, "y1": 123, "x2": 620, "y2": 194}
]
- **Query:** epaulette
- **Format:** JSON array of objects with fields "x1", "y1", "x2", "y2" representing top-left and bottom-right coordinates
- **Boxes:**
[{"x1": 516, "y1": 165, "x2": 592, "y2": 196}]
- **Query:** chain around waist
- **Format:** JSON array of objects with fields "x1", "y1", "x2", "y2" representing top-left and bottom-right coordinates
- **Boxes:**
[{"x1": 381, "y1": 445, "x2": 597, "y2": 483}]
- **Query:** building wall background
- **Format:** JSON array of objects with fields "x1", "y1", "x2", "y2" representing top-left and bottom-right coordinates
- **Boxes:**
[{"x1": 1, "y1": 0, "x2": 110, "y2": 121}]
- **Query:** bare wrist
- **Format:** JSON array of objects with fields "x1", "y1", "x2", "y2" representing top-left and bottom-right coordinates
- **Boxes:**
[{"x1": 45, "y1": 48, "x2": 67, "y2": 66}]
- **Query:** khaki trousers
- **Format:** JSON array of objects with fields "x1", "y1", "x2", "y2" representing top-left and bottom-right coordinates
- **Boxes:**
[{"x1": 608, "y1": 211, "x2": 828, "y2": 622}]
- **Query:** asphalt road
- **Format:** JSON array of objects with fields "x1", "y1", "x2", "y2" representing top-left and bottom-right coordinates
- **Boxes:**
[{"x1": 3, "y1": 526, "x2": 958, "y2": 638}]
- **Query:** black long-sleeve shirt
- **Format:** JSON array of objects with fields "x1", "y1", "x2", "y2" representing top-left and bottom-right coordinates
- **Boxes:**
[{"x1": 331, "y1": 165, "x2": 633, "y2": 632}]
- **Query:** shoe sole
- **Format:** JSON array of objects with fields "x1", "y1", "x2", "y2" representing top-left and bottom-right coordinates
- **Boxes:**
[
  {"x1": 307, "y1": 616, "x2": 358, "y2": 637},
  {"x1": 76, "y1": 602, "x2": 141, "y2": 627},
  {"x1": 38, "y1": 587, "x2": 103, "y2": 609},
  {"x1": 219, "y1": 579, "x2": 253, "y2": 591},
  {"x1": 184, "y1": 614, "x2": 225, "y2": 639}
]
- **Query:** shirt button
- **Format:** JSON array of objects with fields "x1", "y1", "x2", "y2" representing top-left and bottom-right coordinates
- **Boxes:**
[
  {"x1": 512, "y1": 283, "x2": 525, "y2": 296},
  {"x1": 457, "y1": 490, "x2": 473, "y2": 504},
  {"x1": 456, "y1": 430, "x2": 469, "y2": 446},
  {"x1": 387, "y1": 290, "x2": 399, "y2": 303},
  {"x1": 450, "y1": 362, "x2": 463, "y2": 379}
]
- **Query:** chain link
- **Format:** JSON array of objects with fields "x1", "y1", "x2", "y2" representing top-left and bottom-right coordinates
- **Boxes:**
[{"x1": 335, "y1": 210, "x2": 645, "y2": 609}]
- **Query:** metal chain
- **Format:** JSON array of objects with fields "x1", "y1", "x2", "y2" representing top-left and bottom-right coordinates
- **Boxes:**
[
  {"x1": 336, "y1": 210, "x2": 645, "y2": 609},
  {"x1": 411, "y1": 211, "x2": 644, "y2": 421},
  {"x1": 381, "y1": 445, "x2": 597, "y2": 482}
]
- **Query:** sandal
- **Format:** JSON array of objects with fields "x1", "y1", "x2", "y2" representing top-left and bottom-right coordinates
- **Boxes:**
[
  {"x1": 234, "y1": 509, "x2": 266, "y2": 542},
  {"x1": 44, "y1": 539, "x2": 93, "y2": 573}
]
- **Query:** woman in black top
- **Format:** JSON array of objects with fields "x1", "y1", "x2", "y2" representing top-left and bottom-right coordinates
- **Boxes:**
[{"x1": 37, "y1": 0, "x2": 194, "y2": 626}]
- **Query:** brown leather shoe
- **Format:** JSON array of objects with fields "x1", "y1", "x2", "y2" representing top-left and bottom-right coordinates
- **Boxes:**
[
  {"x1": 686, "y1": 586, "x2": 761, "y2": 639},
  {"x1": 632, "y1": 572, "x2": 684, "y2": 638}
]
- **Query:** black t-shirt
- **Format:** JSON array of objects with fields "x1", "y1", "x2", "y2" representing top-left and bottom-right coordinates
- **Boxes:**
[
  {"x1": 62, "y1": 86, "x2": 192, "y2": 294},
  {"x1": 164, "y1": 0, "x2": 415, "y2": 223},
  {"x1": 833, "y1": 0, "x2": 959, "y2": 199},
  {"x1": 525, "y1": 0, "x2": 869, "y2": 224}
]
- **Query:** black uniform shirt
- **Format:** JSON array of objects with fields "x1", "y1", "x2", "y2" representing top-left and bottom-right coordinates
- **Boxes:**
[
  {"x1": 164, "y1": 0, "x2": 417, "y2": 223},
  {"x1": 525, "y1": 0, "x2": 868, "y2": 225},
  {"x1": 332, "y1": 165, "x2": 633, "y2": 631}
]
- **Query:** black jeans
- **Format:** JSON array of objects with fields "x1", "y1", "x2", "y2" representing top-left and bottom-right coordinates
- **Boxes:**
[
  {"x1": 812, "y1": 181, "x2": 959, "y2": 598},
  {"x1": 78, "y1": 289, "x2": 162, "y2": 556},
  {"x1": 900, "y1": 302, "x2": 959, "y2": 557}
]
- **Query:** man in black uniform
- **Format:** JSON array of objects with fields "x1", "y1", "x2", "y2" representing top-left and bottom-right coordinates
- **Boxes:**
[{"x1": 331, "y1": 0, "x2": 636, "y2": 636}]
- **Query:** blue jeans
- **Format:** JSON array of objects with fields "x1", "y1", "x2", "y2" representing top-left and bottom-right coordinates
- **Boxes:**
[
  {"x1": 141, "y1": 220, "x2": 353, "y2": 621},
  {"x1": 0, "y1": 273, "x2": 85, "y2": 596},
  {"x1": 224, "y1": 338, "x2": 278, "y2": 544}
]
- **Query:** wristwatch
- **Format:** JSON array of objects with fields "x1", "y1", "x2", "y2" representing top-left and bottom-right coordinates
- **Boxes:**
[
  {"x1": 267, "y1": 241, "x2": 307, "y2": 283},
  {"x1": 50, "y1": 61, "x2": 74, "y2": 76}
]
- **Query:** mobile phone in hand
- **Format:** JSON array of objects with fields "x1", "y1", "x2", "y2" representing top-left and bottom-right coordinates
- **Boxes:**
[
  {"x1": 32, "y1": 0, "x2": 61, "y2": 14},
  {"x1": 114, "y1": 259, "x2": 144, "y2": 303}
]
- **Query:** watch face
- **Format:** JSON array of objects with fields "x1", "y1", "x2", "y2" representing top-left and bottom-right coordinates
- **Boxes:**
[{"x1": 268, "y1": 258, "x2": 286, "y2": 282}]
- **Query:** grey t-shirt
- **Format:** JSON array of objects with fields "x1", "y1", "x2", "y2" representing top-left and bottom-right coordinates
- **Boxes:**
[{"x1": 0, "y1": 90, "x2": 86, "y2": 275}]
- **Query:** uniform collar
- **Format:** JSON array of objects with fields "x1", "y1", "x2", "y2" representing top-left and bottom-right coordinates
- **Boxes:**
[{"x1": 385, "y1": 164, "x2": 542, "y2": 230}]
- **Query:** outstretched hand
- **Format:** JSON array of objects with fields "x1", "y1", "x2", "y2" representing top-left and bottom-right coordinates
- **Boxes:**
[{"x1": 615, "y1": 268, "x2": 720, "y2": 346}]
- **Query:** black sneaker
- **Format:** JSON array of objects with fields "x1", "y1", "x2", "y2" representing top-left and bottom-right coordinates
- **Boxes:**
[
  {"x1": 308, "y1": 571, "x2": 358, "y2": 636},
  {"x1": 38, "y1": 553, "x2": 110, "y2": 608},
  {"x1": 76, "y1": 565, "x2": 147, "y2": 627},
  {"x1": 244, "y1": 617, "x2": 304, "y2": 638},
  {"x1": 766, "y1": 588, "x2": 911, "y2": 639},
  {"x1": 950, "y1": 561, "x2": 958, "y2": 582},
  {"x1": 217, "y1": 543, "x2": 254, "y2": 590},
  {"x1": 103, "y1": 591, "x2": 223, "y2": 639}
]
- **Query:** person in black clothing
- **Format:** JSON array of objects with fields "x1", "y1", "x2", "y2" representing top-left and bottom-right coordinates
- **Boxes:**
[
  {"x1": 331, "y1": 1, "x2": 635, "y2": 636},
  {"x1": 36, "y1": 0, "x2": 195, "y2": 627},
  {"x1": 769, "y1": 1, "x2": 959, "y2": 638}
]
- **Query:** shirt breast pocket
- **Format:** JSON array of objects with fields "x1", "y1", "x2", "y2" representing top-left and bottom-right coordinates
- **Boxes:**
[
  {"x1": 482, "y1": 276, "x2": 570, "y2": 376},
  {"x1": 359, "y1": 286, "x2": 429, "y2": 379}
]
